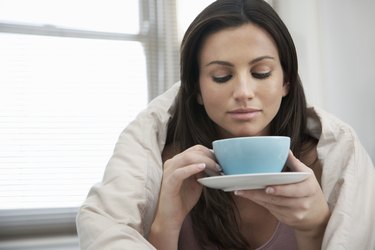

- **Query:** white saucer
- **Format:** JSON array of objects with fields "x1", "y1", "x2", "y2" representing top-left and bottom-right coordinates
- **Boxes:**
[{"x1": 197, "y1": 172, "x2": 311, "y2": 192}]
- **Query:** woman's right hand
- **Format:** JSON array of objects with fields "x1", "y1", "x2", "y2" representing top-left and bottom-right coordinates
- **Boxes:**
[{"x1": 148, "y1": 145, "x2": 220, "y2": 249}]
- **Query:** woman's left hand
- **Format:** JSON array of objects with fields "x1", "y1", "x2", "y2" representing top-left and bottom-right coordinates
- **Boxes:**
[{"x1": 234, "y1": 151, "x2": 330, "y2": 241}]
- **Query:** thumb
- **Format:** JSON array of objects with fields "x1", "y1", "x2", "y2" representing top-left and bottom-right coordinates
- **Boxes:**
[{"x1": 286, "y1": 150, "x2": 310, "y2": 172}]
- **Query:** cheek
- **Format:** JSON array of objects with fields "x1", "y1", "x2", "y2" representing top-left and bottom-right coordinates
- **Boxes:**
[
  {"x1": 200, "y1": 88, "x2": 226, "y2": 118},
  {"x1": 201, "y1": 86, "x2": 226, "y2": 107},
  {"x1": 260, "y1": 85, "x2": 285, "y2": 109},
  {"x1": 201, "y1": 91, "x2": 218, "y2": 109},
  {"x1": 199, "y1": 80, "x2": 219, "y2": 106}
]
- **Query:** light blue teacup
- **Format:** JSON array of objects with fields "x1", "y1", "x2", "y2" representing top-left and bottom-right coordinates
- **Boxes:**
[{"x1": 213, "y1": 136, "x2": 290, "y2": 175}]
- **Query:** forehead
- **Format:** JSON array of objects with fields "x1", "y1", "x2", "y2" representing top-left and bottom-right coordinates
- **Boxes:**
[{"x1": 199, "y1": 23, "x2": 279, "y2": 64}]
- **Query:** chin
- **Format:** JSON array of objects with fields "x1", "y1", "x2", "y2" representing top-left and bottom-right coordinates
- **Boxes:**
[
  {"x1": 218, "y1": 125, "x2": 270, "y2": 138},
  {"x1": 231, "y1": 128, "x2": 269, "y2": 137},
  {"x1": 229, "y1": 131, "x2": 263, "y2": 138}
]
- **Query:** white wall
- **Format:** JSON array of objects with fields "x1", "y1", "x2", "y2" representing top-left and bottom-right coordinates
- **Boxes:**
[{"x1": 276, "y1": 0, "x2": 375, "y2": 162}]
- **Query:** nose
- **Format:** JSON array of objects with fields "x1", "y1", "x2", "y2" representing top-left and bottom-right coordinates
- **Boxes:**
[{"x1": 232, "y1": 74, "x2": 255, "y2": 101}]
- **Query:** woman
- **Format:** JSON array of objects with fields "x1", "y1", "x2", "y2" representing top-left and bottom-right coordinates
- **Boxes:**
[
  {"x1": 76, "y1": 0, "x2": 375, "y2": 249},
  {"x1": 149, "y1": 0, "x2": 328, "y2": 249}
]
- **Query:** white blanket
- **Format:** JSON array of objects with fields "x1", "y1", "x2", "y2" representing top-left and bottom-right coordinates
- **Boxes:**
[{"x1": 76, "y1": 83, "x2": 375, "y2": 249}]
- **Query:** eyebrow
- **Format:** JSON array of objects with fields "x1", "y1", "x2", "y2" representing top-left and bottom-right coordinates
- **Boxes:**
[{"x1": 204, "y1": 55, "x2": 275, "y2": 67}]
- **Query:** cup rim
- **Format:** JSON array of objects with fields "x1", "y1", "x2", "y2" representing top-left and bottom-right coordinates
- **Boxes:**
[{"x1": 213, "y1": 136, "x2": 290, "y2": 145}]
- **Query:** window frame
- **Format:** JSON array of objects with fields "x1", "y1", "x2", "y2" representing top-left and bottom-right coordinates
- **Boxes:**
[{"x1": 0, "y1": 0, "x2": 179, "y2": 240}]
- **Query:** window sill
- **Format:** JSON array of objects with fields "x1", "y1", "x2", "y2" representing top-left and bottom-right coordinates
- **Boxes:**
[
  {"x1": 0, "y1": 235, "x2": 79, "y2": 250},
  {"x1": 0, "y1": 207, "x2": 78, "y2": 239}
]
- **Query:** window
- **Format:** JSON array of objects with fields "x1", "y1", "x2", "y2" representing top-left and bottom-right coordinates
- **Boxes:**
[
  {"x1": 0, "y1": 0, "x2": 149, "y2": 210},
  {"x1": 176, "y1": 0, "x2": 216, "y2": 42},
  {"x1": 2, "y1": 0, "x2": 276, "y2": 213},
  {"x1": 0, "y1": 1, "x2": 180, "y2": 247},
  {"x1": 1, "y1": 0, "x2": 281, "y2": 249},
  {"x1": 0, "y1": 0, "x2": 140, "y2": 33}
]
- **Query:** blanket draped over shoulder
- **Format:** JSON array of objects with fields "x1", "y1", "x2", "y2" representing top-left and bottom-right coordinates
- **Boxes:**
[{"x1": 76, "y1": 83, "x2": 375, "y2": 250}]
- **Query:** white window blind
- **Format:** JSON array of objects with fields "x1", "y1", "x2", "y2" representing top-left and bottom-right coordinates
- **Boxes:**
[
  {"x1": 0, "y1": 0, "x2": 147, "y2": 210},
  {"x1": 0, "y1": 0, "x2": 139, "y2": 34},
  {"x1": 0, "y1": 0, "x2": 276, "y2": 212}
]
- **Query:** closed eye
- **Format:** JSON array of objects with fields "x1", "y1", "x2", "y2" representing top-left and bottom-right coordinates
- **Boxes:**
[
  {"x1": 212, "y1": 75, "x2": 232, "y2": 83},
  {"x1": 252, "y1": 72, "x2": 271, "y2": 79}
]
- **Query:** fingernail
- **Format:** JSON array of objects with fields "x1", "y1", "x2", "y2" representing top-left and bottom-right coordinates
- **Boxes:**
[
  {"x1": 215, "y1": 164, "x2": 222, "y2": 171},
  {"x1": 265, "y1": 187, "x2": 275, "y2": 194},
  {"x1": 197, "y1": 163, "x2": 206, "y2": 169}
]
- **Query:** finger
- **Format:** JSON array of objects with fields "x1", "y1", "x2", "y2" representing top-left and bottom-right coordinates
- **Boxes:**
[
  {"x1": 265, "y1": 178, "x2": 315, "y2": 198},
  {"x1": 235, "y1": 189, "x2": 283, "y2": 205},
  {"x1": 187, "y1": 145, "x2": 218, "y2": 163},
  {"x1": 286, "y1": 151, "x2": 312, "y2": 172},
  {"x1": 197, "y1": 147, "x2": 222, "y2": 174},
  {"x1": 204, "y1": 167, "x2": 221, "y2": 176},
  {"x1": 185, "y1": 145, "x2": 217, "y2": 163},
  {"x1": 235, "y1": 189, "x2": 302, "y2": 209},
  {"x1": 184, "y1": 154, "x2": 220, "y2": 175},
  {"x1": 185, "y1": 144, "x2": 212, "y2": 154},
  {"x1": 169, "y1": 163, "x2": 206, "y2": 189},
  {"x1": 209, "y1": 149, "x2": 218, "y2": 161},
  {"x1": 171, "y1": 146, "x2": 221, "y2": 174}
]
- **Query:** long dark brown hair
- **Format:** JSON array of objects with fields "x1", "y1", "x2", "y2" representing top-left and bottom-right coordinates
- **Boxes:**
[{"x1": 166, "y1": 0, "x2": 311, "y2": 248}]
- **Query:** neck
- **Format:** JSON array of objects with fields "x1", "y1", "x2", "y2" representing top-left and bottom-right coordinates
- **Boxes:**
[{"x1": 233, "y1": 194, "x2": 279, "y2": 248}]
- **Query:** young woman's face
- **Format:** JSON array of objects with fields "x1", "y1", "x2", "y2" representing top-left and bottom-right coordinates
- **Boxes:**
[{"x1": 198, "y1": 23, "x2": 288, "y2": 138}]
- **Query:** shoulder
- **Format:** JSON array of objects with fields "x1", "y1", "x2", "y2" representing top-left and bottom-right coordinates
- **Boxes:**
[
  {"x1": 306, "y1": 106, "x2": 360, "y2": 155},
  {"x1": 306, "y1": 106, "x2": 359, "y2": 178},
  {"x1": 307, "y1": 106, "x2": 374, "y2": 199}
]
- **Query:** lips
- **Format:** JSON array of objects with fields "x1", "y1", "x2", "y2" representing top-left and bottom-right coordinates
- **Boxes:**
[{"x1": 227, "y1": 108, "x2": 261, "y2": 120}]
